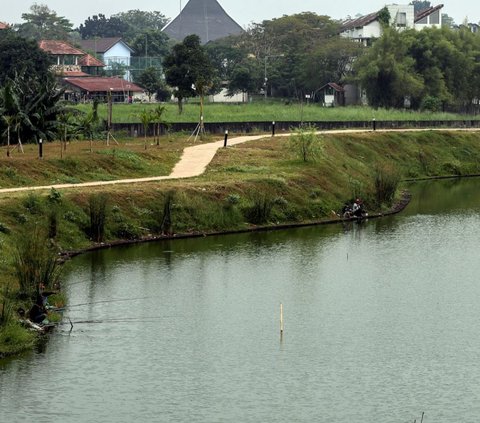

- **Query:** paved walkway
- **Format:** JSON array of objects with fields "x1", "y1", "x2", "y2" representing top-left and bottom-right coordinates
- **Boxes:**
[
  {"x1": 0, "y1": 128, "x2": 478, "y2": 195},
  {"x1": 0, "y1": 133, "x2": 280, "y2": 194}
]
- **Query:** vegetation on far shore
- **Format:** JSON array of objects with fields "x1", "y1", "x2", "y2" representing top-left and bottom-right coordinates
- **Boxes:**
[{"x1": 1, "y1": 129, "x2": 480, "y2": 357}]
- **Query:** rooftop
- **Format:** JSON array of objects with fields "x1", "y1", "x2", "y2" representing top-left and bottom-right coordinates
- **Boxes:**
[
  {"x1": 79, "y1": 37, "x2": 134, "y2": 54},
  {"x1": 78, "y1": 54, "x2": 105, "y2": 67},
  {"x1": 163, "y1": 0, "x2": 243, "y2": 44},
  {"x1": 414, "y1": 4, "x2": 444, "y2": 22},
  {"x1": 39, "y1": 40, "x2": 85, "y2": 56},
  {"x1": 63, "y1": 77, "x2": 144, "y2": 93}
]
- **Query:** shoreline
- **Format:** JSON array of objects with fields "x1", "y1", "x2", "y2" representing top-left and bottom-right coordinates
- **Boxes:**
[
  {"x1": 58, "y1": 190, "x2": 412, "y2": 261},
  {"x1": 0, "y1": 192, "x2": 412, "y2": 362}
]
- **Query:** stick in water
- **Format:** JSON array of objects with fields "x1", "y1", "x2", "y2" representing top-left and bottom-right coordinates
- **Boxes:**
[{"x1": 280, "y1": 303, "x2": 284, "y2": 337}]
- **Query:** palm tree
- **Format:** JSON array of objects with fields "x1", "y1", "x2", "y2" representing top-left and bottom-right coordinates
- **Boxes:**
[
  {"x1": 137, "y1": 108, "x2": 155, "y2": 150},
  {"x1": 80, "y1": 101, "x2": 100, "y2": 153},
  {"x1": 0, "y1": 80, "x2": 24, "y2": 154},
  {"x1": 1, "y1": 115, "x2": 14, "y2": 157},
  {"x1": 152, "y1": 105, "x2": 167, "y2": 146}
]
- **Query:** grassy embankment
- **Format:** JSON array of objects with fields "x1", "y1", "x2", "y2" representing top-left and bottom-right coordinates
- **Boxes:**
[
  {"x1": 74, "y1": 102, "x2": 476, "y2": 124},
  {"x1": 1, "y1": 129, "x2": 480, "y2": 357}
]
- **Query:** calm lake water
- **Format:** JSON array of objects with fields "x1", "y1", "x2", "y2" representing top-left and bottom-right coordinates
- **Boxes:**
[{"x1": 1, "y1": 178, "x2": 480, "y2": 423}]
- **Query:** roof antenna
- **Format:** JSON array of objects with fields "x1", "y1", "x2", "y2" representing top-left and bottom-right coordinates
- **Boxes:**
[
  {"x1": 179, "y1": 0, "x2": 182, "y2": 39},
  {"x1": 204, "y1": 2, "x2": 209, "y2": 42}
]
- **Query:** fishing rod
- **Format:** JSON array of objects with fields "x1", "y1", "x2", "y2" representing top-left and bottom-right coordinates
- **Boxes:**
[
  {"x1": 57, "y1": 296, "x2": 151, "y2": 310},
  {"x1": 54, "y1": 316, "x2": 171, "y2": 326}
]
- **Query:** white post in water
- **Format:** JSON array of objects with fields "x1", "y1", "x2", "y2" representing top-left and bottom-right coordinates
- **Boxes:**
[{"x1": 280, "y1": 303, "x2": 284, "y2": 338}]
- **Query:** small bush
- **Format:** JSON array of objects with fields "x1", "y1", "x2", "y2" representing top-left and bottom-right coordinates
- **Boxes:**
[
  {"x1": 23, "y1": 194, "x2": 42, "y2": 214},
  {"x1": 289, "y1": 125, "x2": 323, "y2": 162},
  {"x1": 348, "y1": 177, "x2": 365, "y2": 201},
  {"x1": 420, "y1": 96, "x2": 442, "y2": 112},
  {"x1": 226, "y1": 194, "x2": 241, "y2": 205},
  {"x1": 0, "y1": 222, "x2": 10, "y2": 234},
  {"x1": 274, "y1": 196, "x2": 288, "y2": 207},
  {"x1": 63, "y1": 211, "x2": 77, "y2": 223},
  {"x1": 245, "y1": 195, "x2": 275, "y2": 224},
  {"x1": 48, "y1": 210, "x2": 58, "y2": 239},
  {"x1": 47, "y1": 188, "x2": 62, "y2": 204},
  {"x1": 442, "y1": 160, "x2": 462, "y2": 176},
  {"x1": 112, "y1": 221, "x2": 142, "y2": 240},
  {"x1": 13, "y1": 226, "x2": 62, "y2": 297},
  {"x1": 3, "y1": 167, "x2": 18, "y2": 179},
  {"x1": 14, "y1": 213, "x2": 28, "y2": 224},
  {"x1": 88, "y1": 194, "x2": 108, "y2": 243},
  {"x1": 418, "y1": 149, "x2": 429, "y2": 173},
  {"x1": 374, "y1": 164, "x2": 401, "y2": 206},
  {"x1": 160, "y1": 191, "x2": 175, "y2": 235},
  {"x1": 1, "y1": 285, "x2": 12, "y2": 326}
]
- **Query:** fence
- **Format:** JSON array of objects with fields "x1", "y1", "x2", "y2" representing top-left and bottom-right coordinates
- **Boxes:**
[{"x1": 111, "y1": 120, "x2": 480, "y2": 137}]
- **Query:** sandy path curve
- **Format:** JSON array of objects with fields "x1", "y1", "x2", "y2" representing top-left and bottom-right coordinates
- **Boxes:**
[{"x1": 0, "y1": 128, "x2": 478, "y2": 195}]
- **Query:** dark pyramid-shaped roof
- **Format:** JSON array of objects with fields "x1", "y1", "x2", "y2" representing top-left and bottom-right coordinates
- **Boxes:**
[{"x1": 163, "y1": 0, "x2": 243, "y2": 44}]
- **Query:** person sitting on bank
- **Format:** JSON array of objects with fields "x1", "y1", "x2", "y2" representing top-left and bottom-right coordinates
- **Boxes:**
[
  {"x1": 341, "y1": 202, "x2": 352, "y2": 218},
  {"x1": 38, "y1": 283, "x2": 57, "y2": 309},
  {"x1": 353, "y1": 198, "x2": 368, "y2": 218},
  {"x1": 29, "y1": 295, "x2": 48, "y2": 324}
]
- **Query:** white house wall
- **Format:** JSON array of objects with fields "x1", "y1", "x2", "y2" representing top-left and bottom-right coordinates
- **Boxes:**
[
  {"x1": 103, "y1": 43, "x2": 131, "y2": 66},
  {"x1": 387, "y1": 4, "x2": 415, "y2": 29}
]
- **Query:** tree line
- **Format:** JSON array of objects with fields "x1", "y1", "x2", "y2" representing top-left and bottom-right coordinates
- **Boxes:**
[{"x1": 2, "y1": 2, "x2": 480, "y2": 145}]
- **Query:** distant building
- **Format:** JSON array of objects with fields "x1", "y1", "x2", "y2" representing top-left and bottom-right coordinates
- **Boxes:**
[
  {"x1": 315, "y1": 83, "x2": 345, "y2": 107},
  {"x1": 163, "y1": 0, "x2": 244, "y2": 44},
  {"x1": 61, "y1": 77, "x2": 144, "y2": 102},
  {"x1": 39, "y1": 40, "x2": 98, "y2": 77},
  {"x1": 79, "y1": 37, "x2": 134, "y2": 81},
  {"x1": 468, "y1": 23, "x2": 479, "y2": 33},
  {"x1": 341, "y1": 3, "x2": 444, "y2": 46},
  {"x1": 0, "y1": 22, "x2": 9, "y2": 30}
]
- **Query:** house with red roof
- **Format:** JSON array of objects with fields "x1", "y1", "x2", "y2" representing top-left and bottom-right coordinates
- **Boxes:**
[
  {"x1": 61, "y1": 77, "x2": 144, "y2": 103},
  {"x1": 39, "y1": 40, "x2": 105, "y2": 77},
  {"x1": 0, "y1": 22, "x2": 9, "y2": 30},
  {"x1": 38, "y1": 40, "x2": 145, "y2": 102}
]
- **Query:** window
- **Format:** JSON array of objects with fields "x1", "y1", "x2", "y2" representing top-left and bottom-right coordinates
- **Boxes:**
[{"x1": 397, "y1": 12, "x2": 407, "y2": 27}]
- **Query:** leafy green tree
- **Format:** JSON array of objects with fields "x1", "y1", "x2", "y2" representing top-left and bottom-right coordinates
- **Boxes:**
[
  {"x1": 78, "y1": 14, "x2": 129, "y2": 39},
  {"x1": 0, "y1": 30, "x2": 52, "y2": 85},
  {"x1": 300, "y1": 37, "x2": 364, "y2": 94},
  {"x1": 137, "y1": 108, "x2": 155, "y2": 149},
  {"x1": 377, "y1": 7, "x2": 391, "y2": 26},
  {"x1": 228, "y1": 66, "x2": 257, "y2": 96},
  {"x1": 16, "y1": 3, "x2": 74, "y2": 40},
  {"x1": 1, "y1": 70, "x2": 64, "y2": 149},
  {"x1": 355, "y1": 27, "x2": 423, "y2": 108},
  {"x1": 206, "y1": 36, "x2": 263, "y2": 96},
  {"x1": 135, "y1": 67, "x2": 163, "y2": 102},
  {"x1": 410, "y1": 0, "x2": 432, "y2": 13},
  {"x1": 111, "y1": 10, "x2": 169, "y2": 42},
  {"x1": 216, "y1": 13, "x2": 358, "y2": 99},
  {"x1": 289, "y1": 126, "x2": 323, "y2": 162},
  {"x1": 151, "y1": 105, "x2": 167, "y2": 146},
  {"x1": 130, "y1": 30, "x2": 171, "y2": 59},
  {"x1": 155, "y1": 83, "x2": 172, "y2": 102},
  {"x1": 79, "y1": 101, "x2": 101, "y2": 152},
  {"x1": 163, "y1": 35, "x2": 216, "y2": 114}
]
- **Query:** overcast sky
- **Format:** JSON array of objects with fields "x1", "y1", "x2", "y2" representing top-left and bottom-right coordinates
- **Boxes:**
[{"x1": 2, "y1": 0, "x2": 478, "y2": 28}]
